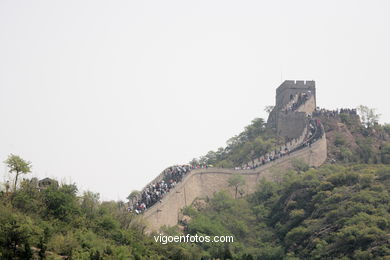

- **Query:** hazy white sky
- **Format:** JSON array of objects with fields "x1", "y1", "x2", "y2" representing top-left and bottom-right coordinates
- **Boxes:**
[{"x1": 1, "y1": 0, "x2": 389, "y2": 200}]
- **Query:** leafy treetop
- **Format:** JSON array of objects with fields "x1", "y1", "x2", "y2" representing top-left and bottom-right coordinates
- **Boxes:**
[{"x1": 4, "y1": 154, "x2": 32, "y2": 191}]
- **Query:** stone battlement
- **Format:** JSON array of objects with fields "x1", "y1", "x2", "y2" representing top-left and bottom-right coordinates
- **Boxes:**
[{"x1": 276, "y1": 80, "x2": 315, "y2": 96}]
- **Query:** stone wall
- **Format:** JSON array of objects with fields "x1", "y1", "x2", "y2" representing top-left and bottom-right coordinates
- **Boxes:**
[
  {"x1": 276, "y1": 95, "x2": 316, "y2": 139},
  {"x1": 267, "y1": 80, "x2": 316, "y2": 132},
  {"x1": 139, "y1": 80, "x2": 327, "y2": 231},
  {"x1": 277, "y1": 112, "x2": 307, "y2": 139},
  {"x1": 275, "y1": 80, "x2": 316, "y2": 109},
  {"x1": 142, "y1": 133, "x2": 327, "y2": 231},
  {"x1": 296, "y1": 94, "x2": 316, "y2": 115}
]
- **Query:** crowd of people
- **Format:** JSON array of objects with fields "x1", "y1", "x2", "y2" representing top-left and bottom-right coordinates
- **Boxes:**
[
  {"x1": 129, "y1": 164, "x2": 210, "y2": 214},
  {"x1": 257, "y1": 146, "x2": 291, "y2": 167},
  {"x1": 312, "y1": 108, "x2": 357, "y2": 118},
  {"x1": 284, "y1": 92, "x2": 311, "y2": 113},
  {"x1": 129, "y1": 94, "x2": 326, "y2": 214},
  {"x1": 241, "y1": 119, "x2": 323, "y2": 170},
  {"x1": 294, "y1": 119, "x2": 323, "y2": 150}
]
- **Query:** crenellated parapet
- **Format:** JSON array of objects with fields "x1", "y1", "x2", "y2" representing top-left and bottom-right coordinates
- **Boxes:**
[{"x1": 276, "y1": 80, "x2": 315, "y2": 108}]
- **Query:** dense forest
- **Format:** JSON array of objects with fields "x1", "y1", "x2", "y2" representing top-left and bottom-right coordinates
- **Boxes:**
[
  {"x1": 182, "y1": 164, "x2": 390, "y2": 259},
  {"x1": 1, "y1": 108, "x2": 390, "y2": 259},
  {"x1": 0, "y1": 174, "x2": 209, "y2": 259}
]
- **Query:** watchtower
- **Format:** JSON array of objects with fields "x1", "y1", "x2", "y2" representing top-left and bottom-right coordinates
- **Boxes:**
[{"x1": 267, "y1": 80, "x2": 316, "y2": 140}]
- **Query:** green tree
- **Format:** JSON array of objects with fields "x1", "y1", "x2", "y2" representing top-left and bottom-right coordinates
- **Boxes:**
[
  {"x1": 81, "y1": 191, "x2": 100, "y2": 218},
  {"x1": 380, "y1": 143, "x2": 390, "y2": 164},
  {"x1": 264, "y1": 105, "x2": 274, "y2": 115},
  {"x1": 189, "y1": 158, "x2": 199, "y2": 166},
  {"x1": 357, "y1": 105, "x2": 380, "y2": 128},
  {"x1": 243, "y1": 118, "x2": 266, "y2": 141},
  {"x1": 11, "y1": 179, "x2": 43, "y2": 214},
  {"x1": 4, "y1": 154, "x2": 32, "y2": 191},
  {"x1": 126, "y1": 190, "x2": 140, "y2": 204},
  {"x1": 253, "y1": 136, "x2": 274, "y2": 158},
  {"x1": 357, "y1": 138, "x2": 373, "y2": 163},
  {"x1": 43, "y1": 183, "x2": 80, "y2": 221},
  {"x1": 0, "y1": 205, "x2": 42, "y2": 259},
  {"x1": 228, "y1": 174, "x2": 245, "y2": 199},
  {"x1": 215, "y1": 159, "x2": 234, "y2": 168},
  {"x1": 200, "y1": 150, "x2": 218, "y2": 165}
]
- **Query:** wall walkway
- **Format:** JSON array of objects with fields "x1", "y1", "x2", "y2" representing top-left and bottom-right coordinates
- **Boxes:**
[
  {"x1": 138, "y1": 81, "x2": 326, "y2": 231},
  {"x1": 142, "y1": 132, "x2": 327, "y2": 231}
]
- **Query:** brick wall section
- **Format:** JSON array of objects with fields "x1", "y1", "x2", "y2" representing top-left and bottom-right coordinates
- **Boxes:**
[{"x1": 142, "y1": 133, "x2": 327, "y2": 231}]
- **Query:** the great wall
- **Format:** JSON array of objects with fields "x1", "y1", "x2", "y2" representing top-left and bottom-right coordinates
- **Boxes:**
[{"x1": 138, "y1": 80, "x2": 327, "y2": 231}]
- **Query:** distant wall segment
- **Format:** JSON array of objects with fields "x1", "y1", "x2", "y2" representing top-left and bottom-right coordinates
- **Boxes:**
[
  {"x1": 143, "y1": 133, "x2": 327, "y2": 231},
  {"x1": 140, "y1": 80, "x2": 327, "y2": 231}
]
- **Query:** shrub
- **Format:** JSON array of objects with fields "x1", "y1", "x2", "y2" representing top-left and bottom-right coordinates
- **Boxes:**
[
  {"x1": 291, "y1": 159, "x2": 309, "y2": 172},
  {"x1": 334, "y1": 134, "x2": 346, "y2": 147},
  {"x1": 47, "y1": 232, "x2": 79, "y2": 256}
]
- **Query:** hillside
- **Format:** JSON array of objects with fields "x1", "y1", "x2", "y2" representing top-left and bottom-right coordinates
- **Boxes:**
[
  {"x1": 195, "y1": 109, "x2": 390, "y2": 168},
  {"x1": 0, "y1": 179, "x2": 209, "y2": 259},
  {"x1": 317, "y1": 111, "x2": 390, "y2": 164},
  {"x1": 170, "y1": 108, "x2": 390, "y2": 259},
  {"x1": 2, "y1": 99, "x2": 390, "y2": 259},
  {"x1": 181, "y1": 164, "x2": 390, "y2": 259}
]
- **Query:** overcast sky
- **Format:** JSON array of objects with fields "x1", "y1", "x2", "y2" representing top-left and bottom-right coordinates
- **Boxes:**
[{"x1": 1, "y1": 0, "x2": 389, "y2": 200}]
